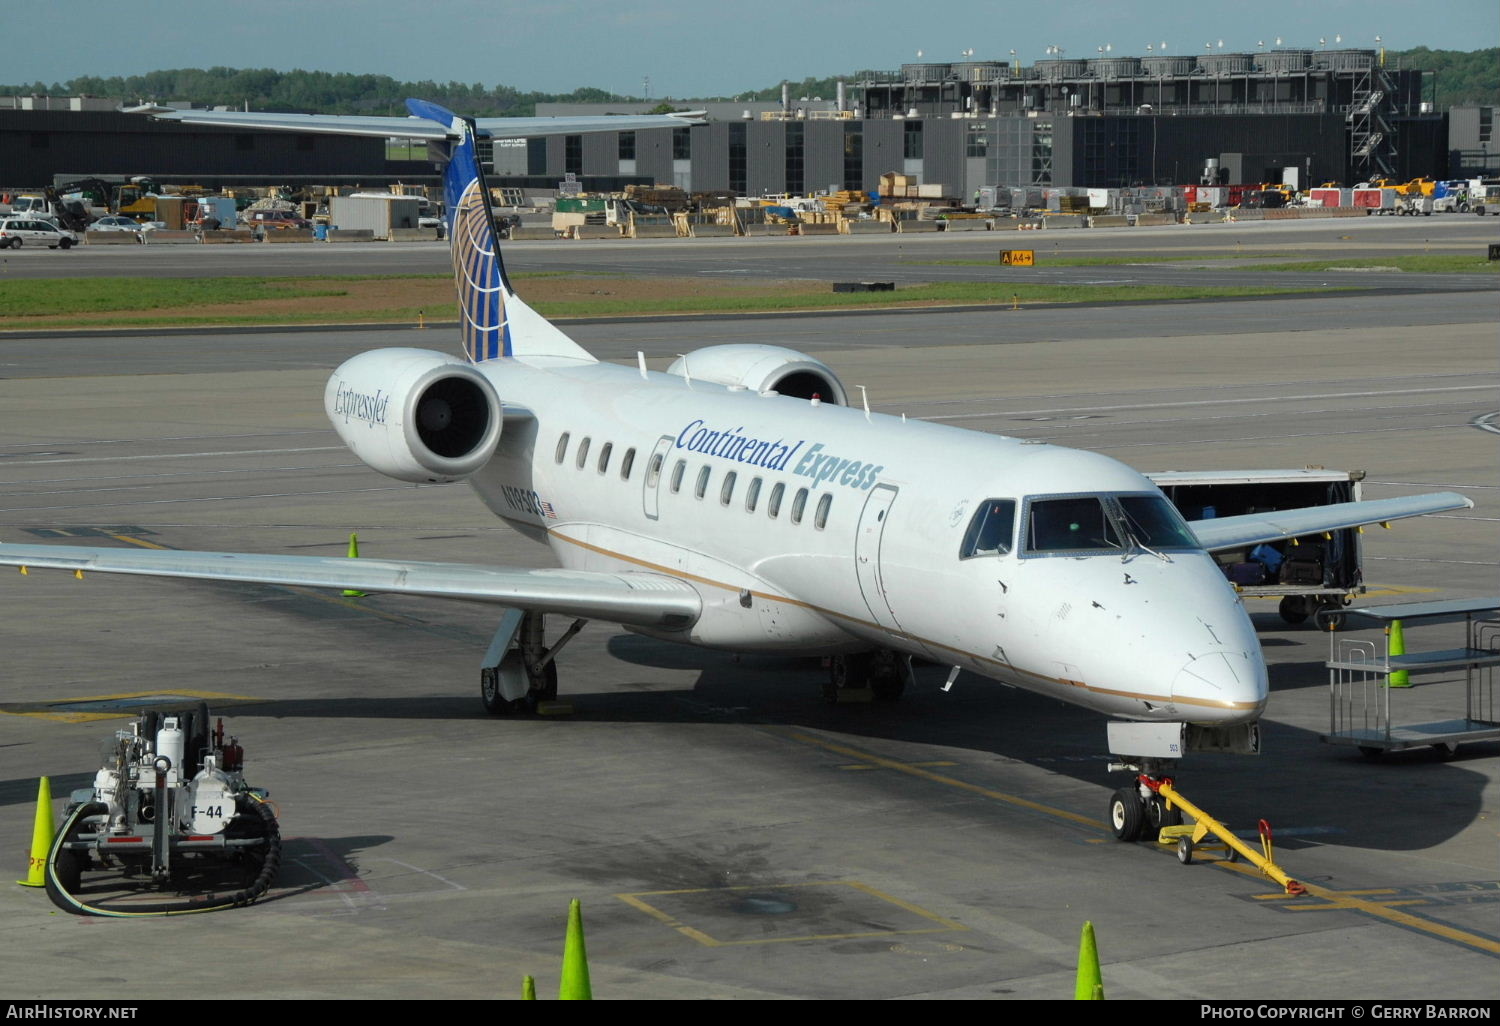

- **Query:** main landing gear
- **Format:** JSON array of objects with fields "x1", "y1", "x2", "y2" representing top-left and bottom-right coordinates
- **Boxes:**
[
  {"x1": 824, "y1": 650, "x2": 912, "y2": 704},
  {"x1": 1108, "y1": 767, "x2": 1184, "y2": 842},
  {"x1": 480, "y1": 611, "x2": 585, "y2": 715}
]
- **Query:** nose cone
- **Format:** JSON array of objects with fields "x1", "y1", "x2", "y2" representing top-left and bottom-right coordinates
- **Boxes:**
[
  {"x1": 1173, "y1": 647, "x2": 1268, "y2": 724},
  {"x1": 1024, "y1": 551, "x2": 1268, "y2": 724}
]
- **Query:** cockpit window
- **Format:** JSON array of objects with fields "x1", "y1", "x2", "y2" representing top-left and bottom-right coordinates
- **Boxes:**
[
  {"x1": 1026, "y1": 497, "x2": 1122, "y2": 552},
  {"x1": 1023, "y1": 493, "x2": 1204, "y2": 556},
  {"x1": 1118, "y1": 496, "x2": 1200, "y2": 549},
  {"x1": 960, "y1": 499, "x2": 1016, "y2": 558}
]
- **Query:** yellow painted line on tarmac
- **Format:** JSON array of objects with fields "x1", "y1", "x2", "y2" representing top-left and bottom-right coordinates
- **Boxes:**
[
  {"x1": 775, "y1": 729, "x2": 1098, "y2": 829},
  {"x1": 838, "y1": 760, "x2": 957, "y2": 771},
  {"x1": 1207, "y1": 857, "x2": 1500, "y2": 956},
  {"x1": 106, "y1": 533, "x2": 168, "y2": 550},
  {"x1": 775, "y1": 729, "x2": 1500, "y2": 957},
  {"x1": 616, "y1": 880, "x2": 966, "y2": 947},
  {"x1": 2, "y1": 689, "x2": 256, "y2": 723}
]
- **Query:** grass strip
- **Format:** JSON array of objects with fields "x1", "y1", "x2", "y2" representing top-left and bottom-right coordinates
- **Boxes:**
[
  {"x1": 899, "y1": 253, "x2": 1300, "y2": 267},
  {"x1": 0, "y1": 276, "x2": 346, "y2": 316},
  {"x1": 0, "y1": 275, "x2": 1345, "y2": 330},
  {"x1": 1234, "y1": 255, "x2": 1500, "y2": 273},
  {"x1": 528, "y1": 282, "x2": 1339, "y2": 317}
]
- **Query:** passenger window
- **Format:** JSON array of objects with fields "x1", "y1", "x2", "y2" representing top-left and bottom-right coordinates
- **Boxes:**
[
  {"x1": 555, "y1": 432, "x2": 570, "y2": 464},
  {"x1": 960, "y1": 499, "x2": 1017, "y2": 558},
  {"x1": 790, "y1": 488, "x2": 808, "y2": 524},
  {"x1": 646, "y1": 451, "x2": 663, "y2": 487},
  {"x1": 720, "y1": 471, "x2": 737, "y2": 505},
  {"x1": 670, "y1": 459, "x2": 686, "y2": 493},
  {"x1": 768, "y1": 482, "x2": 785, "y2": 518},
  {"x1": 1026, "y1": 496, "x2": 1121, "y2": 552},
  {"x1": 695, "y1": 465, "x2": 711, "y2": 499},
  {"x1": 620, "y1": 447, "x2": 636, "y2": 480},
  {"x1": 575, "y1": 437, "x2": 591, "y2": 469},
  {"x1": 745, "y1": 477, "x2": 762, "y2": 512},
  {"x1": 814, "y1": 493, "x2": 832, "y2": 529},
  {"x1": 597, "y1": 442, "x2": 612, "y2": 474}
]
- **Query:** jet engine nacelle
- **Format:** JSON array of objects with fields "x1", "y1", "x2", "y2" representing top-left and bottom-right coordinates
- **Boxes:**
[
  {"x1": 666, "y1": 344, "x2": 847, "y2": 406},
  {"x1": 325, "y1": 348, "x2": 502, "y2": 484}
]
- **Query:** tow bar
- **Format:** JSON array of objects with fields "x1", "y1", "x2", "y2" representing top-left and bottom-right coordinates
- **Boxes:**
[{"x1": 1154, "y1": 780, "x2": 1305, "y2": 896}]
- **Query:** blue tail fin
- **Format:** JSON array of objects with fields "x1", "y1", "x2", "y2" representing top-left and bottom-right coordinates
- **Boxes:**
[{"x1": 405, "y1": 99, "x2": 592, "y2": 365}]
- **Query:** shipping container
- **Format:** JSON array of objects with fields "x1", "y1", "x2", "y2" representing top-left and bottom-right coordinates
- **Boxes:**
[{"x1": 328, "y1": 194, "x2": 422, "y2": 239}]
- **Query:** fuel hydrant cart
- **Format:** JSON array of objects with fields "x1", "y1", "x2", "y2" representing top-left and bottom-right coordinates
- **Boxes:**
[{"x1": 46, "y1": 704, "x2": 280, "y2": 916}]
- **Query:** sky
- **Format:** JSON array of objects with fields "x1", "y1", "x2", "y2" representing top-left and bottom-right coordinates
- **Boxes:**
[{"x1": 14, "y1": 0, "x2": 1498, "y2": 99}]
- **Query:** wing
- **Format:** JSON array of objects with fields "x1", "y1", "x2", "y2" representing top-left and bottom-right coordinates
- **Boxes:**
[
  {"x1": 122, "y1": 105, "x2": 705, "y2": 139},
  {"x1": 1188, "y1": 493, "x2": 1473, "y2": 552},
  {"x1": 0, "y1": 543, "x2": 699, "y2": 630}
]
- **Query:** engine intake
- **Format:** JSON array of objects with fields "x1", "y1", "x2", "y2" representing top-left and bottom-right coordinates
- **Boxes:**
[
  {"x1": 326, "y1": 348, "x2": 501, "y2": 483},
  {"x1": 666, "y1": 344, "x2": 847, "y2": 405}
]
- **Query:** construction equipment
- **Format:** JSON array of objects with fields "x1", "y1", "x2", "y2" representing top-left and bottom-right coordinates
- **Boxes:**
[{"x1": 44, "y1": 705, "x2": 280, "y2": 917}]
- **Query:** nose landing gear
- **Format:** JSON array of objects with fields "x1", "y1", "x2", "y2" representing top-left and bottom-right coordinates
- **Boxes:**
[{"x1": 1108, "y1": 771, "x2": 1182, "y2": 842}]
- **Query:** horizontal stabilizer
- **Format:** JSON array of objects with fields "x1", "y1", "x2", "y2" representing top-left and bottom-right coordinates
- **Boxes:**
[
  {"x1": 124, "y1": 106, "x2": 705, "y2": 140},
  {"x1": 1189, "y1": 492, "x2": 1473, "y2": 552},
  {"x1": 0, "y1": 543, "x2": 699, "y2": 630}
]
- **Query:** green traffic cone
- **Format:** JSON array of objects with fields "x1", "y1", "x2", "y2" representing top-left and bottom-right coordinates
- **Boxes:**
[
  {"x1": 559, "y1": 899, "x2": 592, "y2": 1000},
  {"x1": 521, "y1": 976, "x2": 535, "y2": 1001},
  {"x1": 1075, "y1": 920, "x2": 1104, "y2": 999},
  {"x1": 342, "y1": 532, "x2": 366, "y2": 598},
  {"x1": 1388, "y1": 619, "x2": 1411, "y2": 687}
]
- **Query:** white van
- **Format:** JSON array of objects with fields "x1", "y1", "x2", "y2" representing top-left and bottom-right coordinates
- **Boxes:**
[{"x1": 0, "y1": 217, "x2": 80, "y2": 249}]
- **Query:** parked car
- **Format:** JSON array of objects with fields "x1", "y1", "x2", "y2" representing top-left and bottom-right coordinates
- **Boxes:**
[
  {"x1": 244, "y1": 209, "x2": 311, "y2": 230},
  {"x1": 0, "y1": 217, "x2": 79, "y2": 249},
  {"x1": 90, "y1": 215, "x2": 148, "y2": 233}
]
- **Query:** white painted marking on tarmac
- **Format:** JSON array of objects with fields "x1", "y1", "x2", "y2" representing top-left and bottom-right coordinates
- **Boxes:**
[
  {"x1": 921, "y1": 384, "x2": 1496, "y2": 422},
  {"x1": 6, "y1": 446, "x2": 344, "y2": 466},
  {"x1": 4, "y1": 468, "x2": 365, "y2": 499},
  {"x1": 1094, "y1": 420, "x2": 1478, "y2": 449},
  {"x1": 1472, "y1": 412, "x2": 1500, "y2": 436},
  {"x1": 0, "y1": 430, "x2": 326, "y2": 451},
  {"x1": 0, "y1": 464, "x2": 362, "y2": 489},
  {"x1": 0, "y1": 485, "x2": 406, "y2": 513}
]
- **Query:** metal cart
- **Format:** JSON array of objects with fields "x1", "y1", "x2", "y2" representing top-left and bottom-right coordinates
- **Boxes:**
[{"x1": 1321, "y1": 597, "x2": 1500, "y2": 757}]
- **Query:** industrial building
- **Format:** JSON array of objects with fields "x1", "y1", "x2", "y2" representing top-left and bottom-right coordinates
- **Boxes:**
[
  {"x1": 531, "y1": 49, "x2": 1454, "y2": 197},
  {"x1": 1, "y1": 48, "x2": 1492, "y2": 198}
]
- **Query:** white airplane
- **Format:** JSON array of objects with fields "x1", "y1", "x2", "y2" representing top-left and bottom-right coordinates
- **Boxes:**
[{"x1": 0, "y1": 101, "x2": 1472, "y2": 840}]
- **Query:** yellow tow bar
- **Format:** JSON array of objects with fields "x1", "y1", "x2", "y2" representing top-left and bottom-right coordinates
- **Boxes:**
[{"x1": 1154, "y1": 781, "x2": 1305, "y2": 896}]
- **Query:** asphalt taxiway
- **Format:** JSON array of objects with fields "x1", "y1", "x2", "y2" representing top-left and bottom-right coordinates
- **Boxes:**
[{"x1": 0, "y1": 220, "x2": 1496, "y2": 1000}]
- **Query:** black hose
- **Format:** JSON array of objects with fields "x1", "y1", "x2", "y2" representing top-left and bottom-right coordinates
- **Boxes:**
[{"x1": 44, "y1": 794, "x2": 281, "y2": 918}]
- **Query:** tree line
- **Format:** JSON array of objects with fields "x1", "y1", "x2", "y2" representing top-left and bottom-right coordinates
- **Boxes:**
[{"x1": 3, "y1": 48, "x2": 1494, "y2": 114}]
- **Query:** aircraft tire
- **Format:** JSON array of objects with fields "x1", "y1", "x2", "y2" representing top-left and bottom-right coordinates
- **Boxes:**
[
  {"x1": 1146, "y1": 795, "x2": 1181, "y2": 831},
  {"x1": 1109, "y1": 788, "x2": 1145, "y2": 842},
  {"x1": 480, "y1": 667, "x2": 520, "y2": 716},
  {"x1": 870, "y1": 661, "x2": 905, "y2": 702},
  {"x1": 825, "y1": 653, "x2": 872, "y2": 705}
]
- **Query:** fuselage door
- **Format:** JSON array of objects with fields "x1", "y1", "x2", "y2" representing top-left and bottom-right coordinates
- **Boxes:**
[
  {"x1": 642, "y1": 434, "x2": 674, "y2": 520},
  {"x1": 855, "y1": 484, "x2": 902, "y2": 633}
]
